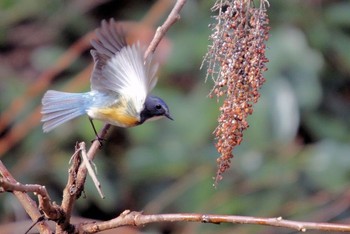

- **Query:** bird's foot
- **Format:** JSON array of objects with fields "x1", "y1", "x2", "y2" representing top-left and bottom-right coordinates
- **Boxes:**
[{"x1": 91, "y1": 136, "x2": 105, "y2": 148}]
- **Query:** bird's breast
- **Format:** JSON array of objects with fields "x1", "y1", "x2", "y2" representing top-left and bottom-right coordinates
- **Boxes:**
[{"x1": 88, "y1": 106, "x2": 140, "y2": 128}]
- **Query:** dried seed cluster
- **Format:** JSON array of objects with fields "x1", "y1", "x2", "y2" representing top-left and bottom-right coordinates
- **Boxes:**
[{"x1": 203, "y1": 0, "x2": 270, "y2": 184}]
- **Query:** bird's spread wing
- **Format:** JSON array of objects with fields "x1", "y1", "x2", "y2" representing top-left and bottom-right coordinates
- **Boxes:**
[{"x1": 90, "y1": 19, "x2": 158, "y2": 113}]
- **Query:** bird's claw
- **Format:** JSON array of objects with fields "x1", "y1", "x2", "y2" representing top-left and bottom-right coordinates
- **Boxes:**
[{"x1": 91, "y1": 136, "x2": 105, "y2": 148}]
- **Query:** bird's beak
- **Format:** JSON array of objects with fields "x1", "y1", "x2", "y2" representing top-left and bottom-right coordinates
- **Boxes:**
[{"x1": 165, "y1": 113, "x2": 174, "y2": 121}]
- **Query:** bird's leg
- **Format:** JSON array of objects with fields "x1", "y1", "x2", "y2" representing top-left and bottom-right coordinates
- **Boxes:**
[{"x1": 89, "y1": 118, "x2": 104, "y2": 147}]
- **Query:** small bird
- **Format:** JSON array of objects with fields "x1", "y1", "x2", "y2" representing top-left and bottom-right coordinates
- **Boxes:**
[{"x1": 41, "y1": 19, "x2": 172, "y2": 141}]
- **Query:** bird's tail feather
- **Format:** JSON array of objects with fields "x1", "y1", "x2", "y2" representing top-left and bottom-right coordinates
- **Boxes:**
[{"x1": 41, "y1": 90, "x2": 88, "y2": 132}]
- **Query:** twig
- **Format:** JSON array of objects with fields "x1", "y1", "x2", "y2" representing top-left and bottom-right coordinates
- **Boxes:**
[
  {"x1": 79, "y1": 142, "x2": 104, "y2": 199},
  {"x1": 0, "y1": 178, "x2": 64, "y2": 222},
  {"x1": 80, "y1": 210, "x2": 350, "y2": 233},
  {"x1": 58, "y1": 143, "x2": 84, "y2": 233},
  {"x1": 76, "y1": 124, "x2": 112, "y2": 186},
  {"x1": 57, "y1": 125, "x2": 111, "y2": 233},
  {"x1": 25, "y1": 216, "x2": 46, "y2": 234},
  {"x1": 144, "y1": 0, "x2": 187, "y2": 59},
  {"x1": 0, "y1": 160, "x2": 52, "y2": 233}
]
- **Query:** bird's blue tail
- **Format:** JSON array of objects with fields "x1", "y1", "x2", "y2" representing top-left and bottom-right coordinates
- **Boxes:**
[{"x1": 41, "y1": 90, "x2": 89, "y2": 132}]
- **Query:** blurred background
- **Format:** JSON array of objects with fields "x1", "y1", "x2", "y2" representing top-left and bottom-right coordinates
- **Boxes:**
[{"x1": 1, "y1": 0, "x2": 350, "y2": 233}]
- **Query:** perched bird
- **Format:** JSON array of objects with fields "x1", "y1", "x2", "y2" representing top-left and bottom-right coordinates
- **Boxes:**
[{"x1": 41, "y1": 19, "x2": 172, "y2": 140}]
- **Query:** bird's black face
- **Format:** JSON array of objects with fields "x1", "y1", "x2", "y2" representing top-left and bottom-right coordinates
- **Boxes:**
[{"x1": 140, "y1": 96, "x2": 173, "y2": 124}]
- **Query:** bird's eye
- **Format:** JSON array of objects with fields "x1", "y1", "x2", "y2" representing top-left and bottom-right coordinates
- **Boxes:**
[{"x1": 155, "y1": 104, "x2": 162, "y2": 109}]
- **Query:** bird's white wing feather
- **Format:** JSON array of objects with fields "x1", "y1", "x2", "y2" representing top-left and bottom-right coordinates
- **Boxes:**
[
  {"x1": 90, "y1": 19, "x2": 126, "y2": 91},
  {"x1": 102, "y1": 44, "x2": 150, "y2": 112},
  {"x1": 90, "y1": 19, "x2": 158, "y2": 112}
]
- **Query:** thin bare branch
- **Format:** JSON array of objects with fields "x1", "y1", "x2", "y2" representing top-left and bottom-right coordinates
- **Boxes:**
[
  {"x1": 0, "y1": 178, "x2": 63, "y2": 222},
  {"x1": 0, "y1": 160, "x2": 52, "y2": 233},
  {"x1": 57, "y1": 125, "x2": 111, "y2": 233},
  {"x1": 58, "y1": 143, "x2": 84, "y2": 233},
  {"x1": 80, "y1": 211, "x2": 350, "y2": 233},
  {"x1": 79, "y1": 142, "x2": 104, "y2": 198},
  {"x1": 144, "y1": 0, "x2": 187, "y2": 59}
]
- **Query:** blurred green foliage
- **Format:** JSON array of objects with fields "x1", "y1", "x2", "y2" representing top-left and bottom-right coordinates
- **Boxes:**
[{"x1": 1, "y1": 0, "x2": 350, "y2": 233}]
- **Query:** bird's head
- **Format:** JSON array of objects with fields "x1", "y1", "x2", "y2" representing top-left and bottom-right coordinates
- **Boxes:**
[{"x1": 140, "y1": 96, "x2": 173, "y2": 124}]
